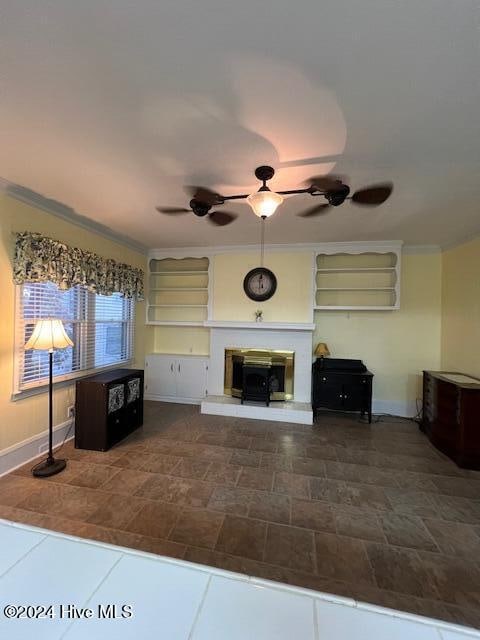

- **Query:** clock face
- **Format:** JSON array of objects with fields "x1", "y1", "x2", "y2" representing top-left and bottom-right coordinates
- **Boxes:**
[{"x1": 243, "y1": 267, "x2": 277, "y2": 302}]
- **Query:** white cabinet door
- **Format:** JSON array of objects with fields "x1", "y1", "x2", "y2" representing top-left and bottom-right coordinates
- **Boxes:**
[
  {"x1": 176, "y1": 357, "x2": 208, "y2": 400},
  {"x1": 145, "y1": 355, "x2": 177, "y2": 397}
]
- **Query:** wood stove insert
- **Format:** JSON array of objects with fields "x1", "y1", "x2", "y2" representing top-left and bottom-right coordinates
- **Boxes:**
[{"x1": 224, "y1": 348, "x2": 294, "y2": 402}]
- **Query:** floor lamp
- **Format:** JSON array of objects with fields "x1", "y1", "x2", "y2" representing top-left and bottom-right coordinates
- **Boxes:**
[{"x1": 25, "y1": 319, "x2": 74, "y2": 478}]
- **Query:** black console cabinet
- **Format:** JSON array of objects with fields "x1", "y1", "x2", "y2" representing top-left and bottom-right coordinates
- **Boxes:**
[
  {"x1": 312, "y1": 358, "x2": 373, "y2": 422},
  {"x1": 75, "y1": 368, "x2": 144, "y2": 451}
]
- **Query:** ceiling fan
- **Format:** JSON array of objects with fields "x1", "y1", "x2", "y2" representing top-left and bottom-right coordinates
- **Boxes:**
[{"x1": 156, "y1": 166, "x2": 393, "y2": 225}]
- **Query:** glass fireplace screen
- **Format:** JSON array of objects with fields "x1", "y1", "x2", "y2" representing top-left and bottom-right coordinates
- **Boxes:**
[{"x1": 224, "y1": 348, "x2": 294, "y2": 401}]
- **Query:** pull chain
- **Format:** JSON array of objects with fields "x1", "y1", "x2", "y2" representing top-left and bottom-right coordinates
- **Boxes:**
[{"x1": 260, "y1": 216, "x2": 266, "y2": 267}]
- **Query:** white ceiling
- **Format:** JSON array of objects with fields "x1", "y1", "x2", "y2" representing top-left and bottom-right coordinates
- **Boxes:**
[{"x1": 1, "y1": 0, "x2": 479, "y2": 250}]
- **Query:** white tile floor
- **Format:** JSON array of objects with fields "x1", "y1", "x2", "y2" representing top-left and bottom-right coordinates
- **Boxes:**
[{"x1": 0, "y1": 519, "x2": 479, "y2": 640}]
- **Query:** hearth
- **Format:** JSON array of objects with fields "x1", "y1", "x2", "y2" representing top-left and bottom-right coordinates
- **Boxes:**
[{"x1": 224, "y1": 348, "x2": 294, "y2": 402}]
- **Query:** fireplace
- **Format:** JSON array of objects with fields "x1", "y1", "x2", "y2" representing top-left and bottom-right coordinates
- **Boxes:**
[
  {"x1": 224, "y1": 348, "x2": 294, "y2": 401},
  {"x1": 202, "y1": 323, "x2": 313, "y2": 424}
]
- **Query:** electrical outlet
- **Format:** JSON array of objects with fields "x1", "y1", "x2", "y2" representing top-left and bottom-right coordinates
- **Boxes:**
[{"x1": 67, "y1": 405, "x2": 75, "y2": 418}]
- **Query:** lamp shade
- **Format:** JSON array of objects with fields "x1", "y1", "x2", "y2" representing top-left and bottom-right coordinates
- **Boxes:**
[
  {"x1": 247, "y1": 189, "x2": 284, "y2": 218},
  {"x1": 314, "y1": 342, "x2": 330, "y2": 357},
  {"x1": 25, "y1": 319, "x2": 74, "y2": 351}
]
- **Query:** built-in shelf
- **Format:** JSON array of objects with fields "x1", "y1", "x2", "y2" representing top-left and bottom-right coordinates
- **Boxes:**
[
  {"x1": 147, "y1": 257, "x2": 210, "y2": 324},
  {"x1": 314, "y1": 246, "x2": 401, "y2": 310},
  {"x1": 145, "y1": 243, "x2": 402, "y2": 325}
]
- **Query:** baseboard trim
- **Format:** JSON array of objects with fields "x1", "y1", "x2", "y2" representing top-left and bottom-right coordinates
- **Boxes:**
[
  {"x1": 372, "y1": 400, "x2": 417, "y2": 419},
  {"x1": 144, "y1": 394, "x2": 202, "y2": 405},
  {"x1": 0, "y1": 419, "x2": 74, "y2": 478}
]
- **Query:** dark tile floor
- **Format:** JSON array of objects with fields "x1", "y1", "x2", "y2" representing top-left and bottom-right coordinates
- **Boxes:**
[{"x1": 1, "y1": 401, "x2": 480, "y2": 629}]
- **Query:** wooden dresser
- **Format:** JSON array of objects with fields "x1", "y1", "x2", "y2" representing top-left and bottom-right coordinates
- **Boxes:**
[
  {"x1": 75, "y1": 368, "x2": 144, "y2": 451},
  {"x1": 422, "y1": 370, "x2": 480, "y2": 469}
]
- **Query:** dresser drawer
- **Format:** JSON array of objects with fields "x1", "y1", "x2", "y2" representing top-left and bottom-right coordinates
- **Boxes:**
[{"x1": 422, "y1": 371, "x2": 480, "y2": 469}]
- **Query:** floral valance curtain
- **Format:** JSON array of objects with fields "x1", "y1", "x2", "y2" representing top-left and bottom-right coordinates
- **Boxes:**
[{"x1": 13, "y1": 232, "x2": 144, "y2": 300}]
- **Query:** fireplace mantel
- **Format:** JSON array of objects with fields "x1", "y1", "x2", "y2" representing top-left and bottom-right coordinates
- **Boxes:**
[{"x1": 204, "y1": 321, "x2": 315, "y2": 331}]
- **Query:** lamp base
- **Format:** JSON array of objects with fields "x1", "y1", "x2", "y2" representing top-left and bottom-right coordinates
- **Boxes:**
[{"x1": 32, "y1": 458, "x2": 67, "y2": 478}]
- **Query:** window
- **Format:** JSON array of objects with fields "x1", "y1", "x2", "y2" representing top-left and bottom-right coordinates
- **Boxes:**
[{"x1": 15, "y1": 282, "x2": 135, "y2": 392}]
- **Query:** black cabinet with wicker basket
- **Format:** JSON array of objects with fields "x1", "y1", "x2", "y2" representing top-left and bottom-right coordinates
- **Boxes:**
[{"x1": 75, "y1": 368, "x2": 144, "y2": 451}]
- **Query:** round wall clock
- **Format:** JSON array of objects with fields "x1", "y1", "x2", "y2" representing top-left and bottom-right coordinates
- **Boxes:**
[{"x1": 243, "y1": 267, "x2": 277, "y2": 302}]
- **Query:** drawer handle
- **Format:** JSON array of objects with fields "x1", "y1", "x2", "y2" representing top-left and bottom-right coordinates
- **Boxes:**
[{"x1": 322, "y1": 377, "x2": 327, "y2": 381}]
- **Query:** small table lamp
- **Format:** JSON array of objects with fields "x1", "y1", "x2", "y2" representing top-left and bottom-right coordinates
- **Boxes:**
[
  {"x1": 314, "y1": 342, "x2": 330, "y2": 359},
  {"x1": 25, "y1": 319, "x2": 74, "y2": 478}
]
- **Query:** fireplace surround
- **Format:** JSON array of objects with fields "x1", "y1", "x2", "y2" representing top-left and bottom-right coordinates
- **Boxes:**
[{"x1": 201, "y1": 321, "x2": 314, "y2": 424}]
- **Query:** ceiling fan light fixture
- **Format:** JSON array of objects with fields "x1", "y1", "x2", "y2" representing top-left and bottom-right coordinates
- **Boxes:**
[
  {"x1": 247, "y1": 187, "x2": 284, "y2": 218},
  {"x1": 157, "y1": 165, "x2": 393, "y2": 225}
]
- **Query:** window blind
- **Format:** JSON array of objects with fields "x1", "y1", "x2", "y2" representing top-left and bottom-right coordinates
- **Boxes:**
[{"x1": 16, "y1": 282, "x2": 135, "y2": 391}]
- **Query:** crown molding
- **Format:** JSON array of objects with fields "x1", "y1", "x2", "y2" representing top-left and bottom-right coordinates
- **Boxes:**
[
  {"x1": 440, "y1": 231, "x2": 480, "y2": 252},
  {"x1": 0, "y1": 177, "x2": 148, "y2": 255},
  {"x1": 402, "y1": 244, "x2": 441, "y2": 254},
  {"x1": 148, "y1": 240, "x2": 404, "y2": 259},
  {"x1": 2, "y1": 177, "x2": 456, "y2": 257}
]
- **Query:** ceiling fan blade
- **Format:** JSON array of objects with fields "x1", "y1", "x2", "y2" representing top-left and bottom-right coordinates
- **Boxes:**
[
  {"x1": 306, "y1": 174, "x2": 347, "y2": 192},
  {"x1": 297, "y1": 203, "x2": 331, "y2": 217},
  {"x1": 208, "y1": 211, "x2": 237, "y2": 226},
  {"x1": 186, "y1": 185, "x2": 223, "y2": 206},
  {"x1": 351, "y1": 183, "x2": 393, "y2": 206},
  {"x1": 156, "y1": 206, "x2": 191, "y2": 214}
]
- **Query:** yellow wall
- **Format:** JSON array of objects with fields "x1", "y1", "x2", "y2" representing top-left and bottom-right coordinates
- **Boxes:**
[
  {"x1": 212, "y1": 251, "x2": 313, "y2": 322},
  {"x1": 148, "y1": 250, "x2": 312, "y2": 356},
  {"x1": 313, "y1": 253, "x2": 442, "y2": 415},
  {"x1": 2, "y1": 186, "x2": 472, "y2": 443},
  {"x1": 441, "y1": 236, "x2": 480, "y2": 377},
  {"x1": 149, "y1": 249, "x2": 442, "y2": 416},
  {"x1": 0, "y1": 194, "x2": 146, "y2": 451},
  {"x1": 153, "y1": 326, "x2": 210, "y2": 356},
  {"x1": 212, "y1": 251, "x2": 443, "y2": 415}
]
